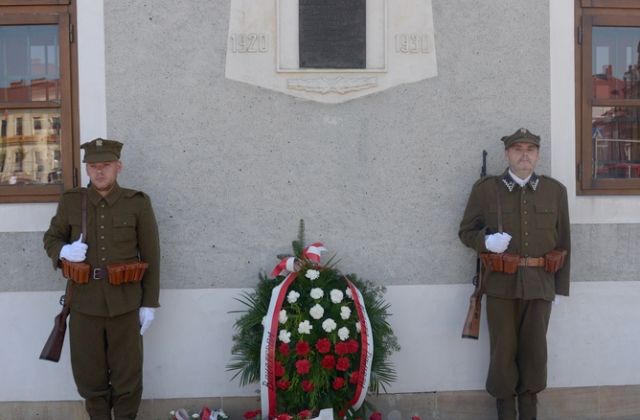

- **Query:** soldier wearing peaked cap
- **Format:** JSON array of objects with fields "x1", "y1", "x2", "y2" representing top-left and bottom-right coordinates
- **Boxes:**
[
  {"x1": 43, "y1": 138, "x2": 160, "y2": 420},
  {"x1": 458, "y1": 128, "x2": 571, "y2": 420}
]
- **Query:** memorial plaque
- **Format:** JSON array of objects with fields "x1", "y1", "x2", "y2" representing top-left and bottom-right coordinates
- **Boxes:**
[{"x1": 299, "y1": 0, "x2": 366, "y2": 69}]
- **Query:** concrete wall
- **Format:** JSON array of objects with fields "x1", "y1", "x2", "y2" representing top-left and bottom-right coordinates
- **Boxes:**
[{"x1": 1, "y1": 0, "x2": 640, "y2": 413}]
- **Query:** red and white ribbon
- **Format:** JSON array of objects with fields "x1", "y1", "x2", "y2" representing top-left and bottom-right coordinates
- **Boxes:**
[
  {"x1": 302, "y1": 242, "x2": 327, "y2": 263},
  {"x1": 346, "y1": 280, "x2": 373, "y2": 411},
  {"x1": 260, "y1": 272, "x2": 298, "y2": 417},
  {"x1": 271, "y1": 257, "x2": 298, "y2": 278}
]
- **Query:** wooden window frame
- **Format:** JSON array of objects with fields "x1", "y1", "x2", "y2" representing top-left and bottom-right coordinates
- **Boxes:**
[
  {"x1": 0, "y1": 2, "x2": 78, "y2": 203},
  {"x1": 575, "y1": 0, "x2": 640, "y2": 195}
]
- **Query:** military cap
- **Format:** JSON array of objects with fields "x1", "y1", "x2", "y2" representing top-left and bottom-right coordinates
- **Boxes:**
[
  {"x1": 501, "y1": 128, "x2": 541, "y2": 149},
  {"x1": 81, "y1": 138, "x2": 123, "y2": 163}
]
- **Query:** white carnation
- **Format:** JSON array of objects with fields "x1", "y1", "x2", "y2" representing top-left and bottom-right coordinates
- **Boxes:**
[
  {"x1": 278, "y1": 329, "x2": 291, "y2": 343},
  {"x1": 330, "y1": 289, "x2": 344, "y2": 304},
  {"x1": 310, "y1": 288, "x2": 324, "y2": 300},
  {"x1": 305, "y1": 269, "x2": 320, "y2": 280},
  {"x1": 340, "y1": 306, "x2": 351, "y2": 320},
  {"x1": 287, "y1": 290, "x2": 300, "y2": 303},
  {"x1": 338, "y1": 326, "x2": 350, "y2": 341},
  {"x1": 309, "y1": 304, "x2": 325, "y2": 320},
  {"x1": 322, "y1": 318, "x2": 337, "y2": 333},
  {"x1": 279, "y1": 309, "x2": 288, "y2": 324},
  {"x1": 345, "y1": 288, "x2": 353, "y2": 299},
  {"x1": 355, "y1": 321, "x2": 361, "y2": 333},
  {"x1": 298, "y1": 320, "x2": 313, "y2": 334}
]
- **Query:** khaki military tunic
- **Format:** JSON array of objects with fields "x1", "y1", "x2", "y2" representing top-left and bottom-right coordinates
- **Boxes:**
[
  {"x1": 43, "y1": 183, "x2": 160, "y2": 316},
  {"x1": 459, "y1": 171, "x2": 571, "y2": 300}
]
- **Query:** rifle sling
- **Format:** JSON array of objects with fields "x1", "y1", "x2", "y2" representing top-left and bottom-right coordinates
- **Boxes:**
[{"x1": 64, "y1": 189, "x2": 87, "y2": 307}]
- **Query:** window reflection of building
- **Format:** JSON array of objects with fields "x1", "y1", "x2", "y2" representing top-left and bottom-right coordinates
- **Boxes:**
[
  {"x1": 0, "y1": 110, "x2": 61, "y2": 185},
  {"x1": 592, "y1": 40, "x2": 640, "y2": 179}
]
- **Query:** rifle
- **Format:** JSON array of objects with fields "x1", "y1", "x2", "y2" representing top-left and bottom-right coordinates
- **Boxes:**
[
  {"x1": 40, "y1": 189, "x2": 86, "y2": 362},
  {"x1": 461, "y1": 150, "x2": 487, "y2": 340}
]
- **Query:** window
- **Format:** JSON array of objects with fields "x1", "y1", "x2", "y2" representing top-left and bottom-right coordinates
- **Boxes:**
[{"x1": 0, "y1": 1, "x2": 78, "y2": 203}]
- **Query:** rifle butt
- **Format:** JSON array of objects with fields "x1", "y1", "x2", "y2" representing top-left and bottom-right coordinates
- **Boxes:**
[
  {"x1": 461, "y1": 296, "x2": 482, "y2": 340},
  {"x1": 39, "y1": 306, "x2": 70, "y2": 363}
]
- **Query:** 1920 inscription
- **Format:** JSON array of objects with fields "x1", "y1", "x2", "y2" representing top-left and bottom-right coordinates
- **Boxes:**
[
  {"x1": 229, "y1": 33, "x2": 269, "y2": 53},
  {"x1": 299, "y1": 0, "x2": 366, "y2": 69}
]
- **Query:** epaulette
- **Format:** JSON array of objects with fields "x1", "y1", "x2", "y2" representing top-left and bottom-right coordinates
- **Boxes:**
[
  {"x1": 123, "y1": 188, "x2": 149, "y2": 199},
  {"x1": 473, "y1": 175, "x2": 498, "y2": 188},
  {"x1": 62, "y1": 187, "x2": 85, "y2": 195},
  {"x1": 539, "y1": 175, "x2": 567, "y2": 190}
]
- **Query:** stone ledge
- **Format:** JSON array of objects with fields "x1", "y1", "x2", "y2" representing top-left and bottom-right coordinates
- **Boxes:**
[{"x1": 2, "y1": 385, "x2": 639, "y2": 419}]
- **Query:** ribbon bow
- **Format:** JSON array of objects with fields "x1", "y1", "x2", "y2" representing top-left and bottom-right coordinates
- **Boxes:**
[
  {"x1": 302, "y1": 242, "x2": 327, "y2": 263},
  {"x1": 270, "y1": 242, "x2": 327, "y2": 278}
]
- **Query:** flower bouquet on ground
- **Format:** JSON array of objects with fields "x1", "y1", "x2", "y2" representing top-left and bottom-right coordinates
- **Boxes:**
[{"x1": 228, "y1": 221, "x2": 400, "y2": 419}]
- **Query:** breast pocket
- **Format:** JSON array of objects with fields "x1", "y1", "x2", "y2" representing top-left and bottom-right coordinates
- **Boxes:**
[
  {"x1": 535, "y1": 205, "x2": 556, "y2": 229},
  {"x1": 488, "y1": 203, "x2": 516, "y2": 232},
  {"x1": 113, "y1": 214, "x2": 137, "y2": 243}
]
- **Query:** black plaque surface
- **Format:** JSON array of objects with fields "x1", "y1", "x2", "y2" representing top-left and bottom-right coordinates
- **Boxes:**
[{"x1": 299, "y1": 0, "x2": 366, "y2": 69}]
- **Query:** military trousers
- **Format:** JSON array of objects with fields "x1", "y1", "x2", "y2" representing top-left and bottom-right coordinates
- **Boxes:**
[
  {"x1": 69, "y1": 309, "x2": 143, "y2": 420},
  {"x1": 485, "y1": 296, "x2": 551, "y2": 399}
]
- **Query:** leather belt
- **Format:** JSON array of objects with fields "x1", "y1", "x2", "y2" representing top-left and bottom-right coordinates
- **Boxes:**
[
  {"x1": 92, "y1": 267, "x2": 108, "y2": 280},
  {"x1": 518, "y1": 257, "x2": 545, "y2": 267}
]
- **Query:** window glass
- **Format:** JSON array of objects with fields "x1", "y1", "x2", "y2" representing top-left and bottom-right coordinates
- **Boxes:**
[
  {"x1": 592, "y1": 27, "x2": 640, "y2": 100},
  {"x1": 0, "y1": 109, "x2": 62, "y2": 185},
  {"x1": 0, "y1": 25, "x2": 59, "y2": 102}
]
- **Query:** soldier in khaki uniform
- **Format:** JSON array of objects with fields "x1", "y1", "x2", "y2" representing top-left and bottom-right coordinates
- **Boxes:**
[
  {"x1": 43, "y1": 139, "x2": 160, "y2": 420},
  {"x1": 459, "y1": 129, "x2": 570, "y2": 420}
]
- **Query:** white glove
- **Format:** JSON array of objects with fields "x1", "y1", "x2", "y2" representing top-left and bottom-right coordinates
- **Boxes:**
[
  {"x1": 553, "y1": 295, "x2": 561, "y2": 305},
  {"x1": 139, "y1": 307, "x2": 156, "y2": 335},
  {"x1": 485, "y1": 232, "x2": 512, "y2": 253},
  {"x1": 59, "y1": 233, "x2": 88, "y2": 262}
]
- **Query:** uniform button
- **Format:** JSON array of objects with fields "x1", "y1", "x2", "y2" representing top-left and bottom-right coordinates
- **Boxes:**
[
  {"x1": 100, "y1": 235, "x2": 105, "y2": 239},
  {"x1": 524, "y1": 211, "x2": 528, "y2": 215},
  {"x1": 101, "y1": 246, "x2": 105, "y2": 251},
  {"x1": 100, "y1": 225, "x2": 104, "y2": 229},
  {"x1": 524, "y1": 242, "x2": 529, "y2": 246},
  {"x1": 524, "y1": 221, "x2": 528, "y2": 225},
  {"x1": 523, "y1": 200, "x2": 527, "y2": 204},
  {"x1": 101, "y1": 257, "x2": 106, "y2": 262},
  {"x1": 100, "y1": 204, "x2": 105, "y2": 208},
  {"x1": 524, "y1": 232, "x2": 529, "y2": 236},
  {"x1": 100, "y1": 215, "x2": 104, "y2": 219}
]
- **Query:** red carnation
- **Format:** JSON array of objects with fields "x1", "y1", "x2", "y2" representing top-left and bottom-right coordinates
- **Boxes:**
[
  {"x1": 243, "y1": 410, "x2": 260, "y2": 419},
  {"x1": 275, "y1": 361, "x2": 285, "y2": 377},
  {"x1": 315, "y1": 338, "x2": 331, "y2": 354},
  {"x1": 298, "y1": 409, "x2": 313, "y2": 419},
  {"x1": 349, "y1": 371, "x2": 360, "y2": 384},
  {"x1": 278, "y1": 342, "x2": 290, "y2": 357},
  {"x1": 301, "y1": 379, "x2": 314, "y2": 392},
  {"x1": 335, "y1": 342, "x2": 349, "y2": 355},
  {"x1": 370, "y1": 413, "x2": 382, "y2": 420},
  {"x1": 321, "y1": 354, "x2": 336, "y2": 369},
  {"x1": 296, "y1": 340, "x2": 311, "y2": 357},
  {"x1": 332, "y1": 376, "x2": 345, "y2": 390},
  {"x1": 276, "y1": 415, "x2": 292, "y2": 420},
  {"x1": 276, "y1": 379, "x2": 290, "y2": 390},
  {"x1": 336, "y1": 357, "x2": 350, "y2": 372},
  {"x1": 346, "y1": 339, "x2": 359, "y2": 353},
  {"x1": 412, "y1": 417, "x2": 421, "y2": 420},
  {"x1": 296, "y1": 359, "x2": 311, "y2": 375}
]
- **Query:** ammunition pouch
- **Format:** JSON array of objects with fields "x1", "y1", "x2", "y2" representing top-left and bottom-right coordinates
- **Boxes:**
[
  {"x1": 543, "y1": 249, "x2": 567, "y2": 273},
  {"x1": 106, "y1": 261, "x2": 149, "y2": 285},
  {"x1": 60, "y1": 259, "x2": 91, "y2": 284}
]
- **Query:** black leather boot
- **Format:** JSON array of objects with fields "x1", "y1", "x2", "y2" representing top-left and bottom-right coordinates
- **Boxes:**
[
  {"x1": 518, "y1": 392, "x2": 537, "y2": 420},
  {"x1": 497, "y1": 396, "x2": 517, "y2": 420}
]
